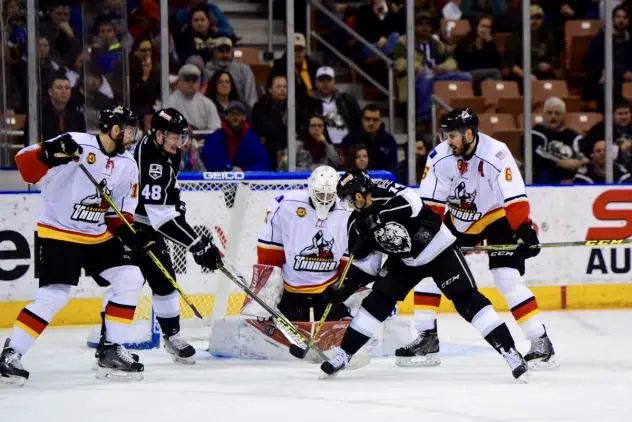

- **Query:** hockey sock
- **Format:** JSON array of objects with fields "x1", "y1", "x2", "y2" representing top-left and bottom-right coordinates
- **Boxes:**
[
  {"x1": 492, "y1": 268, "x2": 545, "y2": 340},
  {"x1": 413, "y1": 279, "x2": 441, "y2": 332},
  {"x1": 153, "y1": 292, "x2": 180, "y2": 336},
  {"x1": 101, "y1": 266, "x2": 143, "y2": 344},
  {"x1": 483, "y1": 323, "x2": 516, "y2": 354},
  {"x1": 10, "y1": 284, "x2": 70, "y2": 355}
]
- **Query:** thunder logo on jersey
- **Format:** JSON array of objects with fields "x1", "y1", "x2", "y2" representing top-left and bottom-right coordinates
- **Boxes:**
[
  {"x1": 447, "y1": 181, "x2": 481, "y2": 222},
  {"x1": 293, "y1": 230, "x2": 338, "y2": 272},
  {"x1": 70, "y1": 179, "x2": 111, "y2": 223}
]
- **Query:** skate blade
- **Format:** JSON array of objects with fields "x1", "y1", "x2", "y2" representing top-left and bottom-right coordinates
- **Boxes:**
[
  {"x1": 515, "y1": 370, "x2": 531, "y2": 384},
  {"x1": 527, "y1": 357, "x2": 559, "y2": 371},
  {"x1": 347, "y1": 354, "x2": 371, "y2": 371},
  {"x1": 95, "y1": 366, "x2": 144, "y2": 382},
  {"x1": 170, "y1": 355, "x2": 196, "y2": 365},
  {"x1": 395, "y1": 353, "x2": 441, "y2": 367},
  {"x1": 318, "y1": 369, "x2": 341, "y2": 380},
  {"x1": 0, "y1": 374, "x2": 27, "y2": 387}
]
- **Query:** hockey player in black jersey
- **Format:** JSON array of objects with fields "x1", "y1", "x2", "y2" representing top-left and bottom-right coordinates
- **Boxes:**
[
  {"x1": 131, "y1": 108, "x2": 222, "y2": 363},
  {"x1": 319, "y1": 171, "x2": 529, "y2": 382}
]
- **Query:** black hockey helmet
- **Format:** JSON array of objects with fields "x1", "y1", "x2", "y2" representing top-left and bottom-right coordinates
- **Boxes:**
[
  {"x1": 99, "y1": 105, "x2": 138, "y2": 134},
  {"x1": 337, "y1": 170, "x2": 372, "y2": 203},
  {"x1": 440, "y1": 107, "x2": 479, "y2": 133},
  {"x1": 151, "y1": 108, "x2": 190, "y2": 148}
]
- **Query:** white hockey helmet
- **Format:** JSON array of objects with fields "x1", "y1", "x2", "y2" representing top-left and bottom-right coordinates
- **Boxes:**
[{"x1": 308, "y1": 165, "x2": 339, "y2": 220}]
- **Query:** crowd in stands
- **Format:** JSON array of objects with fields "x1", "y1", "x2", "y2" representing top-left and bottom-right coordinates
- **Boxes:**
[{"x1": 2, "y1": 0, "x2": 631, "y2": 185}]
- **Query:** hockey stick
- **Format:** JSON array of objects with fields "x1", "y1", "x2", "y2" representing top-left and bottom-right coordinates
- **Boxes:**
[
  {"x1": 460, "y1": 238, "x2": 632, "y2": 253},
  {"x1": 217, "y1": 260, "x2": 329, "y2": 361},
  {"x1": 288, "y1": 253, "x2": 355, "y2": 359},
  {"x1": 78, "y1": 163, "x2": 204, "y2": 319}
]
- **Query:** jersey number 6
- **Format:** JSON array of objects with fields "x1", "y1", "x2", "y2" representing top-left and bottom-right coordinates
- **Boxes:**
[
  {"x1": 504, "y1": 168, "x2": 513, "y2": 182},
  {"x1": 142, "y1": 184, "x2": 162, "y2": 200}
]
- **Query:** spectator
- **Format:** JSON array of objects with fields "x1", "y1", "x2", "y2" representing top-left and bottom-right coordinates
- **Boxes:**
[
  {"x1": 175, "y1": 6, "x2": 217, "y2": 64},
  {"x1": 287, "y1": 114, "x2": 340, "y2": 171},
  {"x1": 345, "y1": 144, "x2": 371, "y2": 171},
  {"x1": 584, "y1": 5, "x2": 632, "y2": 103},
  {"x1": 573, "y1": 140, "x2": 631, "y2": 184},
  {"x1": 506, "y1": 4, "x2": 558, "y2": 88},
  {"x1": 354, "y1": 0, "x2": 401, "y2": 59},
  {"x1": 180, "y1": 138, "x2": 207, "y2": 172},
  {"x1": 14, "y1": 37, "x2": 61, "y2": 107},
  {"x1": 165, "y1": 64, "x2": 221, "y2": 132},
  {"x1": 396, "y1": 137, "x2": 430, "y2": 184},
  {"x1": 63, "y1": 46, "x2": 91, "y2": 88},
  {"x1": 39, "y1": 3, "x2": 81, "y2": 66},
  {"x1": 581, "y1": 98, "x2": 632, "y2": 157},
  {"x1": 618, "y1": 137, "x2": 632, "y2": 174},
  {"x1": 128, "y1": 38, "x2": 160, "y2": 130},
  {"x1": 69, "y1": 65, "x2": 116, "y2": 132},
  {"x1": 393, "y1": 12, "x2": 472, "y2": 119},
  {"x1": 5, "y1": 0, "x2": 26, "y2": 63},
  {"x1": 342, "y1": 104, "x2": 397, "y2": 171},
  {"x1": 201, "y1": 101, "x2": 269, "y2": 172},
  {"x1": 252, "y1": 74, "x2": 289, "y2": 169},
  {"x1": 128, "y1": 0, "x2": 161, "y2": 45},
  {"x1": 532, "y1": 97, "x2": 588, "y2": 184},
  {"x1": 40, "y1": 73, "x2": 86, "y2": 140},
  {"x1": 175, "y1": 0, "x2": 235, "y2": 39},
  {"x1": 206, "y1": 36, "x2": 258, "y2": 108},
  {"x1": 461, "y1": 0, "x2": 507, "y2": 21},
  {"x1": 206, "y1": 70, "x2": 243, "y2": 120},
  {"x1": 442, "y1": 0, "x2": 463, "y2": 20},
  {"x1": 91, "y1": 16, "x2": 122, "y2": 75},
  {"x1": 314, "y1": 66, "x2": 362, "y2": 146},
  {"x1": 272, "y1": 33, "x2": 320, "y2": 104},
  {"x1": 455, "y1": 15, "x2": 502, "y2": 95}
]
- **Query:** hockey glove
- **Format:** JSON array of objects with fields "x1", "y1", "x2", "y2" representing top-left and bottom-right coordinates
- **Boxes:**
[
  {"x1": 190, "y1": 236, "x2": 222, "y2": 271},
  {"x1": 117, "y1": 225, "x2": 158, "y2": 256},
  {"x1": 515, "y1": 221, "x2": 540, "y2": 259},
  {"x1": 40, "y1": 134, "x2": 83, "y2": 168}
]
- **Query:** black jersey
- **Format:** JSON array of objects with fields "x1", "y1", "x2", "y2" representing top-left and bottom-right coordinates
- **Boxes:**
[
  {"x1": 348, "y1": 180, "x2": 455, "y2": 265},
  {"x1": 134, "y1": 135, "x2": 199, "y2": 248}
]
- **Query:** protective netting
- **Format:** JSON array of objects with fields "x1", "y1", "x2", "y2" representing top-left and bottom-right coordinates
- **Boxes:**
[{"x1": 132, "y1": 177, "x2": 309, "y2": 338}]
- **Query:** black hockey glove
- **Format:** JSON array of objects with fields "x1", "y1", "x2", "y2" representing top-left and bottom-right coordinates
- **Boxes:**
[
  {"x1": 117, "y1": 225, "x2": 158, "y2": 256},
  {"x1": 515, "y1": 221, "x2": 540, "y2": 259},
  {"x1": 40, "y1": 134, "x2": 83, "y2": 168},
  {"x1": 190, "y1": 236, "x2": 222, "y2": 271}
]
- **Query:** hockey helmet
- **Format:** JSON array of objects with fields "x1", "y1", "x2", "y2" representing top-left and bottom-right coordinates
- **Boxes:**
[
  {"x1": 336, "y1": 170, "x2": 372, "y2": 205},
  {"x1": 308, "y1": 165, "x2": 339, "y2": 220},
  {"x1": 151, "y1": 108, "x2": 190, "y2": 147},
  {"x1": 440, "y1": 107, "x2": 479, "y2": 135},
  {"x1": 99, "y1": 105, "x2": 139, "y2": 134}
]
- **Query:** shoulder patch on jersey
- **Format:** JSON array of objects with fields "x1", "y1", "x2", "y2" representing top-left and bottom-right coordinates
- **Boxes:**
[
  {"x1": 87, "y1": 152, "x2": 96, "y2": 164},
  {"x1": 429, "y1": 149, "x2": 437, "y2": 158},
  {"x1": 275, "y1": 195, "x2": 284, "y2": 203},
  {"x1": 296, "y1": 207, "x2": 306, "y2": 217},
  {"x1": 149, "y1": 163, "x2": 163, "y2": 180},
  {"x1": 495, "y1": 150, "x2": 506, "y2": 161}
]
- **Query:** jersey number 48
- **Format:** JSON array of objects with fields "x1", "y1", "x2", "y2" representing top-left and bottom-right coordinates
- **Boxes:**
[{"x1": 142, "y1": 185, "x2": 162, "y2": 200}]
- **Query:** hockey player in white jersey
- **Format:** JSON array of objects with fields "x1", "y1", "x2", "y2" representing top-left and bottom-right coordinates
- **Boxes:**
[
  {"x1": 405, "y1": 108, "x2": 556, "y2": 369},
  {"x1": 257, "y1": 165, "x2": 362, "y2": 321},
  {"x1": 0, "y1": 106, "x2": 146, "y2": 385}
]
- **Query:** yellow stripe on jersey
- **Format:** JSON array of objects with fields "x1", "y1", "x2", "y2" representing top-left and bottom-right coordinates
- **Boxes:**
[
  {"x1": 37, "y1": 223, "x2": 113, "y2": 244},
  {"x1": 284, "y1": 273, "x2": 339, "y2": 294},
  {"x1": 461, "y1": 207, "x2": 506, "y2": 235}
]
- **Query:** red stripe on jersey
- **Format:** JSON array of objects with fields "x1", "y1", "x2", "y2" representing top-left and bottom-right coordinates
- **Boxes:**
[
  {"x1": 505, "y1": 200, "x2": 530, "y2": 230},
  {"x1": 257, "y1": 245, "x2": 286, "y2": 267},
  {"x1": 15, "y1": 145, "x2": 48, "y2": 184},
  {"x1": 426, "y1": 204, "x2": 446, "y2": 219},
  {"x1": 106, "y1": 212, "x2": 134, "y2": 234}
]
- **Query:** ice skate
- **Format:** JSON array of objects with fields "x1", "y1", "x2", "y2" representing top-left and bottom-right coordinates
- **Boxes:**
[
  {"x1": 320, "y1": 347, "x2": 350, "y2": 378},
  {"x1": 394, "y1": 329, "x2": 441, "y2": 367},
  {"x1": 96, "y1": 343, "x2": 144, "y2": 381},
  {"x1": 164, "y1": 333, "x2": 196, "y2": 364},
  {"x1": 92, "y1": 341, "x2": 139, "y2": 371},
  {"x1": 0, "y1": 339, "x2": 29, "y2": 387},
  {"x1": 501, "y1": 347, "x2": 530, "y2": 383},
  {"x1": 524, "y1": 329, "x2": 558, "y2": 370}
]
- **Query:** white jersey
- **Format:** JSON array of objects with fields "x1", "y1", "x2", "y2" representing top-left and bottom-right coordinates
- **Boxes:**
[
  {"x1": 257, "y1": 190, "x2": 351, "y2": 294},
  {"x1": 420, "y1": 132, "x2": 530, "y2": 234},
  {"x1": 17, "y1": 132, "x2": 139, "y2": 244}
]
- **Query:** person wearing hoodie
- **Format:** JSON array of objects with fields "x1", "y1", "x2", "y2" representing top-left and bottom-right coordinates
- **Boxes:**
[
  {"x1": 341, "y1": 104, "x2": 398, "y2": 172},
  {"x1": 205, "y1": 36, "x2": 258, "y2": 108},
  {"x1": 201, "y1": 100, "x2": 269, "y2": 171}
]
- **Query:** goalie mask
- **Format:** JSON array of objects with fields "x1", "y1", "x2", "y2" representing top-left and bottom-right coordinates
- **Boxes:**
[{"x1": 308, "y1": 165, "x2": 339, "y2": 220}]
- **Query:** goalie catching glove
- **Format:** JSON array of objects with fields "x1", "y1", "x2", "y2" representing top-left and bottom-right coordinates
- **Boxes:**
[
  {"x1": 40, "y1": 134, "x2": 83, "y2": 168},
  {"x1": 190, "y1": 236, "x2": 222, "y2": 271}
]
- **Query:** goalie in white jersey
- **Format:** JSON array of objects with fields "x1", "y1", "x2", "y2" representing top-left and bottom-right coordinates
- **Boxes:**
[
  {"x1": 257, "y1": 166, "x2": 362, "y2": 321},
  {"x1": 0, "y1": 106, "x2": 146, "y2": 385},
  {"x1": 409, "y1": 108, "x2": 556, "y2": 369}
]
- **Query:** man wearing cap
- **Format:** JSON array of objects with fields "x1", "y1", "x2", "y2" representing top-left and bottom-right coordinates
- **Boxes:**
[
  {"x1": 506, "y1": 4, "x2": 557, "y2": 86},
  {"x1": 201, "y1": 100, "x2": 269, "y2": 172},
  {"x1": 205, "y1": 35, "x2": 258, "y2": 108},
  {"x1": 272, "y1": 33, "x2": 320, "y2": 104},
  {"x1": 315, "y1": 66, "x2": 362, "y2": 146},
  {"x1": 165, "y1": 64, "x2": 221, "y2": 132}
]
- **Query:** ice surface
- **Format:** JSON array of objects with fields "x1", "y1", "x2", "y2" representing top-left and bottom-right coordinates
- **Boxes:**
[{"x1": 1, "y1": 310, "x2": 631, "y2": 422}]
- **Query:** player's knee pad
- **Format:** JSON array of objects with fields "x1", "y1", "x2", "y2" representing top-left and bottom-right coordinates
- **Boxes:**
[
  {"x1": 103, "y1": 265, "x2": 144, "y2": 304},
  {"x1": 34, "y1": 284, "x2": 71, "y2": 317},
  {"x1": 152, "y1": 291, "x2": 180, "y2": 319},
  {"x1": 491, "y1": 267, "x2": 526, "y2": 300},
  {"x1": 451, "y1": 289, "x2": 492, "y2": 323}
]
